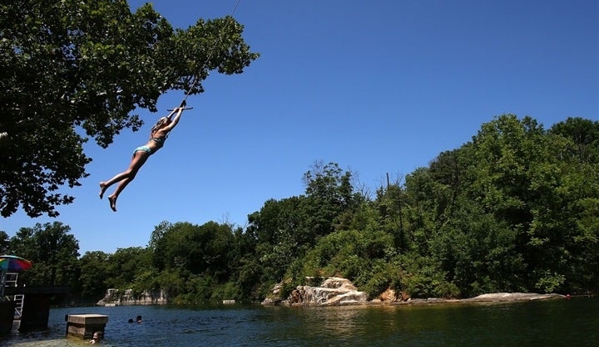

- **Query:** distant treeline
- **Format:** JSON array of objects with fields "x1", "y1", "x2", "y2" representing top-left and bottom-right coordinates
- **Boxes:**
[{"x1": 3, "y1": 114, "x2": 598, "y2": 304}]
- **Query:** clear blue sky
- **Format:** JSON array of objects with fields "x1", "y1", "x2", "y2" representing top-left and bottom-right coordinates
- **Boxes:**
[{"x1": 2, "y1": 0, "x2": 598, "y2": 255}]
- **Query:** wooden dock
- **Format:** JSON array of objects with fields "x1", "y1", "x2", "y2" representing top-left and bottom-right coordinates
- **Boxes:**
[{"x1": 2, "y1": 286, "x2": 69, "y2": 333}]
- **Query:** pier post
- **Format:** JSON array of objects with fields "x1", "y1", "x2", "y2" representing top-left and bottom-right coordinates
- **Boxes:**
[
  {"x1": 3, "y1": 286, "x2": 70, "y2": 332},
  {"x1": 65, "y1": 314, "x2": 109, "y2": 340},
  {"x1": 19, "y1": 293, "x2": 50, "y2": 332},
  {"x1": 0, "y1": 300, "x2": 15, "y2": 334}
]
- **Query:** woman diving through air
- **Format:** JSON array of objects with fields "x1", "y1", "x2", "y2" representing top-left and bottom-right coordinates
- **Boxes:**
[{"x1": 99, "y1": 104, "x2": 187, "y2": 211}]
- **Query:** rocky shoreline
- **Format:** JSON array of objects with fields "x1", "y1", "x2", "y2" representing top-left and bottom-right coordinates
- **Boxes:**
[
  {"x1": 262, "y1": 277, "x2": 566, "y2": 307},
  {"x1": 96, "y1": 288, "x2": 167, "y2": 306},
  {"x1": 366, "y1": 292, "x2": 566, "y2": 307},
  {"x1": 96, "y1": 277, "x2": 568, "y2": 307}
]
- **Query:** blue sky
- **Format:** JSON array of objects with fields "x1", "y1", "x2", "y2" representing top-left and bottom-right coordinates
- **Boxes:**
[{"x1": 2, "y1": 0, "x2": 598, "y2": 254}]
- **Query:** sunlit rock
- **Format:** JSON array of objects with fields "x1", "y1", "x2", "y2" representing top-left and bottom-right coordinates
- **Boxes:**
[
  {"x1": 282, "y1": 277, "x2": 368, "y2": 307},
  {"x1": 96, "y1": 288, "x2": 168, "y2": 306},
  {"x1": 467, "y1": 293, "x2": 565, "y2": 302},
  {"x1": 378, "y1": 288, "x2": 397, "y2": 302}
]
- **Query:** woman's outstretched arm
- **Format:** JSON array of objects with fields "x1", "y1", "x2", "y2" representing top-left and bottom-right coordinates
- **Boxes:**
[{"x1": 162, "y1": 107, "x2": 185, "y2": 132}]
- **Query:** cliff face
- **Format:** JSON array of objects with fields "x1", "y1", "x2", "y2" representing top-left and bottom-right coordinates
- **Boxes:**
[{"x1": 96, "y1": 288, "x2": 167, "y2": 306}]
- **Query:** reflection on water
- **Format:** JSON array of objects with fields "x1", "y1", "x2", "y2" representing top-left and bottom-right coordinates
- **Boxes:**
[{"x1": 0, "y1": 297, "x2": 596, "y2": 347}]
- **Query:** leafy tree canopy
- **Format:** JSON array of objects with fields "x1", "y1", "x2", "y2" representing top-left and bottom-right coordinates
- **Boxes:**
[
  {"x1": 0, "y1": 0, "x2": 259, "y2": 218},
  {"x1": 8, "y1": 222, "x2": 80, "y2": 287}
]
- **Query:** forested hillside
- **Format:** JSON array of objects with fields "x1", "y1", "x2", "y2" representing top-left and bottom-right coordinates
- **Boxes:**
[{"x1": 3, "y1": 115, "x2": 597, "y2": 304}]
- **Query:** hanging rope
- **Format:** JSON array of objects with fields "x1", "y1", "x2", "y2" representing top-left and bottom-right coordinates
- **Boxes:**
[{"x1": 170, "y1": 0, "x2": 244, "y2": 110}]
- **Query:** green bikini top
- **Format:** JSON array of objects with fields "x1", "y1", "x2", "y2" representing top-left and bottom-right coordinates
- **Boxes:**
[{"x1": 151, "y1": 136, "x2": 166, "y2": 148}]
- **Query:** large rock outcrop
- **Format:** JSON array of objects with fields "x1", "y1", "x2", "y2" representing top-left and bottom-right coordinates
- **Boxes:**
[
  {"x1": 465, "y1": 292, "x2": 565, "y2": 302},
  {"x1": 262, "y1": 278, "x2": 566, "y2": 307},
  {"x1": 96, "y1": 288, "x2": 167, "y2": 306},
  {"x1": 266, "y1": 277, "x2": 368, "y2": 307}
]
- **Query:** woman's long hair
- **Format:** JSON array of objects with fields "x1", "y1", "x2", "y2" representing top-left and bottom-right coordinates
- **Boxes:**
[{"x1": 150, "y1": 117, "x2": 170, "y2": 136}]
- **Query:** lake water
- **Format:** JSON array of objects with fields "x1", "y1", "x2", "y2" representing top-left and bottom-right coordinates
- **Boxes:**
[{"x1": 0, "y1": 297, "x2": 596, "y2": 347}]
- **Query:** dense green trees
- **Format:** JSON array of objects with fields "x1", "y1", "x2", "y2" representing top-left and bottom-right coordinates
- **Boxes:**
[
  {"x1": 0, "y1": 0, "x2": 259, "y2": 218},
  {"x1": 78, "y1": 251, "x2": 111, "y2": 299},
  {"x1": 3, "y1": 115, "x2": 598, "y2": 304},
  {"x1": 8, "y1": 222, "x2": 80, "y2": 288}
]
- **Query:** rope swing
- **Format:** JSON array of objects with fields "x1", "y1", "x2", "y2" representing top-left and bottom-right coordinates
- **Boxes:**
[
  {"x1": 99, "y1": 0, "x2": 245, "y2": 212},
  {"x1": 169, "y1": 0, "x2": 244, "y2": 111}
]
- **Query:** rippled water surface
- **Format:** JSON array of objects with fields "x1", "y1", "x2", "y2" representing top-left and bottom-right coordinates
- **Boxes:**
[{"x1": 0, "y1": 297, "x2": 596, "y2": 346}]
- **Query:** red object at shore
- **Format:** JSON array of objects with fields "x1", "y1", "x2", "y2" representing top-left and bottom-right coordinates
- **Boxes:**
[
  {"x1": 0, "y1": 254, "x2": 33, "y2": 298},
  {"x1": 0, "y1": 255, "x2": 32, "y2": 272}
]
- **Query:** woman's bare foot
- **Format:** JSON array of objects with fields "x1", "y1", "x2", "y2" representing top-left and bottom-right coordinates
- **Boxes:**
[
  {"x1": 108, "y1": 195, "x2": 117, "y2": 212},
  {"x1": 99, "y1": 182, "x2": 107, "y2": 199}
]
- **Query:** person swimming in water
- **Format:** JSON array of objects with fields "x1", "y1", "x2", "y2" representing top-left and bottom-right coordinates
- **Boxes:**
[
  {"x1": 89, "y1": 331, "x2": 103, "y2": 344},
  {"x1": 99, "y1": 106, "x2": 185, "y2": 211}
]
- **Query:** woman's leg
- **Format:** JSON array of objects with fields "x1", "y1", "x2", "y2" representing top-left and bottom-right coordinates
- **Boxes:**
[
  {"x1": 100, "y1": 150, "x2": 150, "y2": 198},
  {"x1": 100, "y1": 151, "x2": 150, "y2": 211}
]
